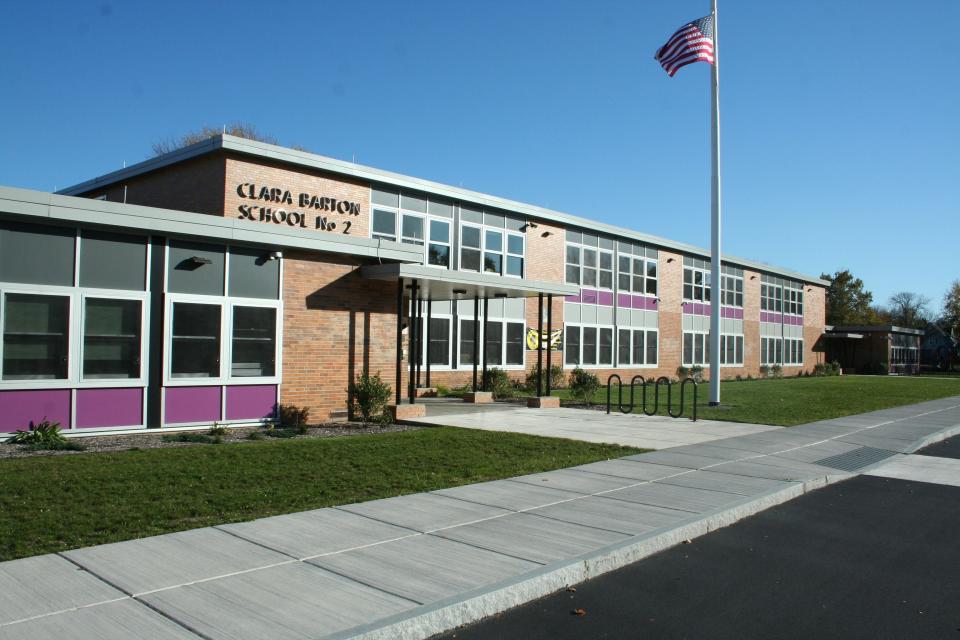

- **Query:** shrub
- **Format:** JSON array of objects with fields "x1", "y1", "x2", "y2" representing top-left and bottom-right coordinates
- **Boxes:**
[
  {"x1": 162, "y1": 433, "x2": 222, "y2": 444},
  {"x1": 208, "y1": 422, "x2": 227, "y2": 436},
  {"x1": 264, "y1": 428, "x2": 300, "y2": 439},
  {"x1": 813, "y1": 363, "x2": 827, "y2": 377},
  {"x1": 9, "y1": 420, "x2": 66, "y2": 446},
  {"x1": 348, "y1": 372, "x2": 392, "y2": 425},
  {"x1": 277, "y1": 404, "x2": 310, "y2": 429},
  {"x1": 441, "y1": 384, "x2": 470, "y2": 398},
  {"x1": 689, "y1": 365, "x2": 705, "y2": 383},
  {"x1": 770, "y1": 364, "x2": 783, "y2": 378},
  {"x1": 759, "y1": 365, "x2": 770, "y2": 379},
  {"x1": 434, "y1": 383, "x2": 451, "y2": 397},
  {"x1": 525, "y1": 364, "x2": 566, "y2": 392},
  {"x1": 482, "y1": 367, "x2": 513, "y2": 399},
  {"x1": 828, "y1": 361, "x2": 842, "y2": 376},
  {"x1": 569, "y1": 367, "x2": 601, "y2": 406},
  {"x1": 246, "y1": 431, "x2": 265, "y2": 441},
  {"x1": 676, "y1": 365, "x2": 690, "y2": 380}
]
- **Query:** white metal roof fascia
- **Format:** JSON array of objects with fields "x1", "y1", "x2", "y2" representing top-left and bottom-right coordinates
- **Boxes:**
[
  {"x1": 0, "y1": 186, "x2": 422, "y2": 263},
  {"x1": 362, "y1": 263, "x2": 579, "y2": 299},
  {"x1": 58, "y1": 134, "x2": 828, "y2": 286}
]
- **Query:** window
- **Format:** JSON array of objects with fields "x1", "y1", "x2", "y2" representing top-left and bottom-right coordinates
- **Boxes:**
[
  {"x1": 231, "y1": 306, "x2": 276, "y2": 377},
  {"x1": 506, "y1": 234, "x2": 524, "y2": 277},
  {"x1": 599, "y1": 328, "x2": 613, "y2": 365},
  {"x1": 2, "y1": 293, "x2": 69, "y2": 380},
  {"x1": 565, "y1": 245, "x2": 581, "y2": 285},
  {"x1": 170, "y1": 303, "x2": 221, "y2": 378},
  {"x1": 428, "y1": 220, "x2": 450, "y2": 268},
  {"x1": 427, "y1": 317, "x2": 450, "y2": 365},
  {"x1": 721, "y1": 271, "x2": 744, "y2": 307},
  {"x1": 461, "y1": 225, "x2": 482, "y2": 272},
  {"x1": 646, "y1": 260, "x2": 658, "y2": 295},
  {"x1": 484, "y1": 229, "x2": 503, "y2": 275},
  {"x1": 618, "y1": 328, "x2": 631, "y2": 364},
  {"x1": 719, "y1": 334, "x2": 744, "y2": 365},
  {"x1": 565, "y1": 326, "x2": 581, "y2": 365},
  {"x1": 83, "y1": 298, "x2": 141, "y2": 379},
  {"x1": 617, "y1": 328, "x2": 658, "y2": 367},
  {"x1": 485, "y1": 321, "x2": 503, "y2": 365},
  {"x1": 761, "y1": 337, "x2": 800, "y2": 365},
  {"x1": 683, "y1": 267, "x2": 711, "y2": 302},
  {"x1": 505, "y1": 322, "x2": 524, "y2": 365},
  {"x1": 401, "y1": 214, "x2": 424, "y2": 246},
  {"x1": 460, "y1": 319, "x2": 477, "y2": 365},
  {"x1": 597, "y1": 251, "x2": 613, "y2": 289},
  {"x1": 682, "y1": 331, "x2": 711, "y2": 366},
  {"x1": 618, "y1": 256, "x2": 631, "y2": 291},
  {"x1": 582, "y1": 327, "x2": 597, "y2": 365},
  {"x1": 582, "y1": 249, "x2": 597, "y2": 287}
]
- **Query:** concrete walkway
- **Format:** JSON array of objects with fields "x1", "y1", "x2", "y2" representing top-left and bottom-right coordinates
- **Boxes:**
[
  {"x1": 2, "y1": 397, "x2": 959, "y2": 640},
  {"x1": 413, "y1": 401, "x2": 780, "y2": 449}
]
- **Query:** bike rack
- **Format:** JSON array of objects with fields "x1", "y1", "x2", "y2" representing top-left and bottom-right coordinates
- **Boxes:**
[{"x1": 605, "y1": 374, "x2": 698, "y2": 421}]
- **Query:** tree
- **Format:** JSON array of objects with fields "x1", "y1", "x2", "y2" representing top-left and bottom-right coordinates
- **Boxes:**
[
  {"x1": 152, "y1": 123, "x2": 287, "y2": 156},
  {"x1": 941, "y1": 280, "x2": 960, "y2": 338},
  {"x1": 821, "y1": 270, "x2": 876, "y2": 326},
  {"x1": 887, "y1": 291, "x2": 930, "y2": 328}
]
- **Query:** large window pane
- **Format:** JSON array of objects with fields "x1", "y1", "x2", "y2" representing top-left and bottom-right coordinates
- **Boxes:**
[
  {"x1": 83, "y1": 298, "x2": 141, "y2": 379},
  {"x1": 598, "y1": 328, "x2": 612, "y2": 365},
  {"x1": 683, "y1": 332, "x2": 693, "y2": 365},
  {"x1": 80, "y1": 231, "x2": 147, "y2": 291},
  {"x1": 618, "y1": 329, "x2": 631, "y2": 365},
  {"x1": 485, "y1": 322, "x2": 503, "y2": 366},
  {"x1": 461, "y1": 227, "x2": 481, "y2": 272},
  {"x1": 228, "y1": 247, "x2": 280, "y2": 300},
  {"x1": 506, "y1": 322, "x2": 524, "y2": 365},
  {"x1": 171, "y1": 303, "x2": 220, "y2": 378},
  {"x1": 2, "y1": 293, "x2": 69, "y2": 380},
  {"x1": 168, "y1": 241, "x2": 225, "y2": 296},
  {"x1": 484, "y1": 230, "x2": 503, "y2": 274},
  {"x1": 428, "y1": 318, "x2": 450, "y2": 366},
  {"x1": 372, "y1": 209, "x2": 396, "y2": 241},
  {"x1": 232, "y1": 306, "x2": 276, "y2": 377},
  {"x1": 0, "y1": 222, "x2": 74, "y2": 287},
  {"x1": 632, "y1": 329, "x2": 644, "y2": 365},
  {"x1": 566, "y1": 326, "x2": 581, "y2": 365},
  {"x1": 507, "y1": 234, "x2": 524, "y2": 255},
  {"x1": 506, "y1": 255, "x2": 523, "y2": 277},
  {"x1": 401, "y1": 215, "x2": 424, "y2": 245},
  {"x1": 647, "y1": 330, "x2": 658, "y2": 365},
  {"x1": 460, "y1": 320, "x2": 476, "y2": 365},
  {"x1": 582, "y1": 327, "x2": 597, "y2": 365}
]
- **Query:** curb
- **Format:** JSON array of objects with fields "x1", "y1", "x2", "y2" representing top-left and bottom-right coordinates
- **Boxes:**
[{"x1": 331, "y1": 474, "x2": 848, "y2": 640}]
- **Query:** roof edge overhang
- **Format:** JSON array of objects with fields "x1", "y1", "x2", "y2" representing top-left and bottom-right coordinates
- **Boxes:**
[
  {"x1": 0, "y1": 185, "x2": 423, "y2": 263},
  {"x1": 362, "y1": 263, "x2": 579, "y2": 300},
  {"x1": 56, "y1": 134, "x2": 828, "y2": 287}
]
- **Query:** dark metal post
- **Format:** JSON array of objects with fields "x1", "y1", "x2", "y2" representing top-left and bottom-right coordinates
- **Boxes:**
[
  {"x1": 408, "y1": 280, "x2": 418, "y2": 404},
  {"x1": 425, "y1": 299, "x2": 433, "y2": 388},
  {"x1": 472, "y1": 295, "x2": 479, "y2": 392},
  {"x1": 546, "y1": 294, "x2": 553, "y2": 396},
  {"x1": 482, "y1": 296, "x2": 489, "y2": 391},
  {"x1": 537, "y1": 293, "x2": 544, "y2": 397},
  {"x1": 415, "y1": 296, "x2": 423, "y2": 389},
  {"x1": 395, "y1": 279, "x2": 403, "y2": 405}
]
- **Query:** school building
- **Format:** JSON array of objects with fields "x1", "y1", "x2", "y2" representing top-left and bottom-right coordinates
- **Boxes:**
[{"x1": 0, "y1": 134, "x2": 826, "y2": 433}]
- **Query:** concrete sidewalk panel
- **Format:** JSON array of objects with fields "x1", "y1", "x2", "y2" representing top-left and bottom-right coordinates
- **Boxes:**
[
  {"x1": 507, "y1": 469, "x2": 638, "y2": 494},
  {"x1": 528, "y1": 496, "x2": 691, "y2": 536},
  {"x1": 63, "y1": 527, "x2": 289, "y2": 596},
  {"x1": 624, "y1": 450, "x2": 735, "y2": 469},
  {"x1": 337, "y1": 493, "x2": 510, "y2": 533},
  {"x1": 772, "y1": 440, "x2": 863, "y2": 463},
  {"x1": 140, "y1": 562, "x2": 414, "y2": 640},
  {"x1": 217, "y1": 508, "x2": 416, "y2": 560},
  {"x1": 432, "y1": 513, "x2": 630, "y2": 564},
  {"x1": 308, "y1": 535, "x2": 540, "y2": 605},
  {"x1": 708, "y1": 460, "x2": 837, "y2": 483},
  {"x1": 0, "y1": 598, "x2": 199, "y2": 640},
  {"x1": 603, "y1": 482, "x2": 747, "y2": 513},
  {"x1": 432, "y1": 480, "x2": 581, "y2": 512},
  {"x1": 656, "y1": 470, "x2": 795, "y2": 496},
  {"x1": 0, "y1": 554, "x2": 124, "y2": 626},
  {"x1": 867, "y1": 455, "x2": 960, "y2": 487},
  {"x1": 664, "y1": 443, "x2": 764, "y2": 461},
  {"x1": 569, "y1": 459, "x2": 690, "y2": 482}
]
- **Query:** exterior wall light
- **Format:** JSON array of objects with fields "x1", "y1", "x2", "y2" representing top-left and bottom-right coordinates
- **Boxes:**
[
  {"x1": 266, "y1": 251, "x2": 283, "y2": 261},
  {"x1": 187, "y1": 256, "x2": 212, "y2": 266},
  {"x1": 452, "y1": 289, "x2": 467, "y2": 296}
]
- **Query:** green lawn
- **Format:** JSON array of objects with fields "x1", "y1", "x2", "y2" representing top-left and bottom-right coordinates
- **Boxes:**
[
  {"x1": 0, "y1": 427, "x2": 640, "y2": 561},
  {"x1": 559, "y1": 375, "x2": 960, "y2": 426}
]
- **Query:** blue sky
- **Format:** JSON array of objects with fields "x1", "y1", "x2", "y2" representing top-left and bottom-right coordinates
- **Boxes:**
[{"x1": 2, "y1": 1, "x2": 957, "y2": 313}]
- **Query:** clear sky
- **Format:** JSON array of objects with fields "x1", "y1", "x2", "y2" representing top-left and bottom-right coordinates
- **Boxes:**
[{"x1": 2, "y1": 1, "x2": 957, "y2": 312}]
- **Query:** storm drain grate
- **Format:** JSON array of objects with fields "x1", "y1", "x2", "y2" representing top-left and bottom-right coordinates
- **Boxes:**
[{"x1": 814, "y1": 447, "x2": 898, "y2": 472}]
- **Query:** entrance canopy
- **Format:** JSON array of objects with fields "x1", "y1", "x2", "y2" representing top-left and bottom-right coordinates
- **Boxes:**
[{"x1": 361, "y1": 263, "x2": 578, "y2": 300}]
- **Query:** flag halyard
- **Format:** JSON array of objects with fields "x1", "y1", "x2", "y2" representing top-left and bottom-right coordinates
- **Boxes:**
[{"x1": 655, "y1": 15, "x2": 715, "y2": 77}]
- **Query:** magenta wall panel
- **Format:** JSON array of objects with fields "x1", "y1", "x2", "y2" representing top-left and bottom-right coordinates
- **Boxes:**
[
  {"x1": 617, "y1": 293, "x2": 631, "y2": 308},
  {"x1": 75, "y1": 388, "x2": 143, "y2": 429},
  {"x1": 565, "y1": 293, "x2": 580, "y2": 303},
  {"x1": 580, "y1": 289, "x2": 598, "y2": 305},
  {"x1": 225, "y1": 385, "x2": 277, "y2": 421},
  {"x1": 0, "y1": 389, "x2": 71, "y2": 432},
  {"x1": 596, "y1": 291, "x2": 614, "y2": 306},
  {"x1": 164, "y1": 386, "x2": 222, "y2": 425}
]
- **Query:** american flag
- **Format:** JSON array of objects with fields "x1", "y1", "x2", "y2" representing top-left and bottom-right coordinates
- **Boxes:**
[{"x1": 655, "y1": 15, "x2": 715, "y2": 77}]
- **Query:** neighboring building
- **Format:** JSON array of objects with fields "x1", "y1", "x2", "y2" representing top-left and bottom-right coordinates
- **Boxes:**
[
  {"x1": 921, "y1": 324, "x2": 958, "y2": 371},
  {"x1": 824, "y1": 325, "x2": 923, "y2": 375},
  {"x1": 0, "y1": 135, "x2": 827, "y2": 434}
]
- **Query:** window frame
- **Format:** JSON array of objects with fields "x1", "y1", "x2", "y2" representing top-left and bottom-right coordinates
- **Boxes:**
[
  {"x1": 563, "y1": 323, "x2": 616, "y2": 369},
  {"x1": 683, "y1": 265, "x2": 711, "y2": 302},
  {"x1": 615, "y1": 327, "x2": 659, "y2": 368},
  {"x1": 449, "y1": 313, "x2": 526, "y2": 371}
]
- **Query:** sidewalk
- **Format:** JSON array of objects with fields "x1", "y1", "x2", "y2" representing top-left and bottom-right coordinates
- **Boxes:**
[{"x1": 2, "y1": 397, "x2": 959, "y2": 640}]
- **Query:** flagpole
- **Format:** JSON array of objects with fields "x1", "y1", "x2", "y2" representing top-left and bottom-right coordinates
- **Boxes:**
[{"x1": 708, "y1": 0, "x2": 722, "y2": 406}]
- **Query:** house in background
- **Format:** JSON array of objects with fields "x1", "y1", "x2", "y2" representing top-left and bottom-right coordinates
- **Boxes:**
[{"x1": 824, "y1": 325, "x2": 923, "y2": 375}]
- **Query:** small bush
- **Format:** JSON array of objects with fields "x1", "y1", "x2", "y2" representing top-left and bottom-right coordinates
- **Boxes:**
[
  {"x1": 569, "y1": 367, "x2": 601, "y2": 406},
  {"x1": 434, "y1": 383, "x2": 451, "y2": 397},
  {"x1": 208, "y1": 422, "x2": 228, "y2": 436},
  {"x1": 483, "y1": 367, "x2": 514, "y2": 399},
  {"x1": 525, "y1": 364, "x2": 566, "y2": 393},
  {"x1": 770, "y1": 364, "x2": 783, "y2": 378},
  {"x1": 246, "y1": 431, "x2": 265, "y2": 441},
  {"x1": 759, "y1": 365, "x2": 770, "y2": 379},
  {"x1": 440, "y1": 384, "x2": 470, "y2": 398},
  {"x1": 264, "y1": 428, "x2": 300, "y2": 439},
  {"x1": 162, "y1": 433, "x2": 222, "y2": 444},
  {"x1": 813, "y1": 363, "x2": 827, "y2": 377},
  {"x1": 348, "y1": 372, "x2": 392, "y2": 425},
  {"x1": 828, "y1": 361, "x2": 842, "y2": 376},
  {"x1": 676, "y1": 365, "x2": 690, "y2": 380},
  {"x1": 25, "y1": 439, "x2": 86, "y2": 452},
  {"x1": 689, "y1": 365, "x2": 705, "y2": 383},
  {"x1": 277, "y1": 404, "x2": 310, "y2": 429},
  {"x1": 9, "y1": 420, "x2": 67, "y2": 446}
]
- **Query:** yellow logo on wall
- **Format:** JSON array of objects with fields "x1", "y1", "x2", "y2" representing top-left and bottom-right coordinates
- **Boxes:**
[{"x1": 526, "y1": 328, "x2": 562, "y2": 351}]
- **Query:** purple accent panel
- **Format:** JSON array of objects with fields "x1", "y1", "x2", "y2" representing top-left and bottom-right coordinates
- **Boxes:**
[
  {"x1": 226, "y1": 385, "x2": 277, "y2": 421},
  {"x1": 0, "y1": 389, "x2": 71, "y2": 432},
  {"x1": 617, "y1": 293, "x2": 631, "y2": 308},
  {"x1": 596, "y1": 291, "x2": 614, "y2": 306},
  {"x1": 632, "y1": 295, "x2": 645, "y2": 310},
  {"x1": 721, "y1": 306, "x2": 744, "y2": 320},
  {"x1": 76, "y1": 388, "x2": 143, "y2": 429},
  {"x1": 581, "y1": 289, "x2": 598, "y2": 305},
  {"x1": 164, "y1": 386, "x2": 222, "y2": 425},
  {"x1": 565, "y1": 294, "x2": 580, "y2": 303},
  {"x1": 682, "y1": 302, "x2": 693, "y2": 314}
]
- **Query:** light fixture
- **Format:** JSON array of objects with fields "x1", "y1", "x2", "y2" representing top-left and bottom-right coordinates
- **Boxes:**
[
  {"x1": 666, "y1": 257, "x2": 675, "y2": 263},
  {"x1": 265, "y1": 251, "x2": 282, "y2": 261},
  {"x1": 494, "y1": 293, "x2": 508, "y2": 298},
  {"x1": 452, "y1": 288, "x2": 467, "y2": 296},
  {"x1": 187, "y1": 256, "x2": 212, "y2": 266},
  {"x1": 523, "y1": 221, "x2": 539, "y2": 231},
  {"x1": 540, "y1": 231, "x2": 552, "y2": 238},
  {"x1": 750, "y1": 275, "x2": 757, "y2": 280}
]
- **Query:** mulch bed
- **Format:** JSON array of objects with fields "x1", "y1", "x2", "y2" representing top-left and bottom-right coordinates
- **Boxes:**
[{"x1": 0, "y1": 423, "x2": 421, "y2": 460}]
